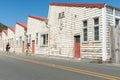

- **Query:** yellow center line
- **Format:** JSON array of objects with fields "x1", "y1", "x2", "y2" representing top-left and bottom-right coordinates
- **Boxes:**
[{"x1": 0, "y1": 54, "x2": 120, "y2": 80}]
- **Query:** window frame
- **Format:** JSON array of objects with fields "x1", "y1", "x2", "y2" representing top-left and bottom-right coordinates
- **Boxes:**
[
  {"x1": 58, "y1": 12, "x2": 65, "y2": 19},
  {"x1": 93, "y1": 17, "x2": 99, "y2": 41},
  {"x1": 83, "y1": 20, "x2": 88, "y2": 41},
  {"x1": 41, "y1": 34, "x2": 48, "y2": 46},
  {"x1": 115, "y1": 18, "x2": 120, "y2": 28},
  {"x1": 36, "y1": 33, "x2": 38, "y2": 45},
  {"x1": 29, "y1": 34, "x2": 31, "y2": 44}
]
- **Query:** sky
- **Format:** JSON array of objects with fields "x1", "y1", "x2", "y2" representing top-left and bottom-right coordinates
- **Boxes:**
[{"x1": 0, "y1": 0, "x2": 120, "y2": 27}]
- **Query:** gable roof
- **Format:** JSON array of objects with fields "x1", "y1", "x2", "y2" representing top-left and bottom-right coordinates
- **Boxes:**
[
  {"x1": 8, "y1": 27, "x2": 15, "y2": 32},
  {"x1": 50, "y1": 3, "x2": 105, "y2": 8},
  {"x1": 16, "y1": 22, "x2": 27, "y2": 30},
  {"x1": 29, "y1": 15, "x2": 47, "y2": 21},
  {"x1": 2, "y1": 30, "x2": 7, "y2": 35}
]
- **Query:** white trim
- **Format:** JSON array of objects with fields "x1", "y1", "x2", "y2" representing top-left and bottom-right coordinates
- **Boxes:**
[{"x1": 102, "y1": 7, "x2": 107, "y2": 61}]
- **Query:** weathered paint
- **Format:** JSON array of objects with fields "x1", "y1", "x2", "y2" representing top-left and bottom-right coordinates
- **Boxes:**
[
  {"x1": 15, "y1": 22, "x2": 27, "y2": 54},
  {"x1": 7, "y1": 27, "x2": 15, "y2": 53},
  {"x1": 27, "y1": 15, "x2": 48, "y2": 55},
  {"x1": 48, "y1": 3, "x2": 103, "y2": 59}
]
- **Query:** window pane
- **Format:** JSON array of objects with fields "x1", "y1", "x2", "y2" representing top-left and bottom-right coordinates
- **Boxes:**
[
  {"x1": 19, "y1": 36, "x2": 22, "y2": 47},
  {"x1": 43, "y1": 35, "x2": 45, "y2": 45},
  {"x1": 94, "y1": 18, "x2": 99, "y2": 25},
  {"x1": 83, "y1": 29, "x2": 87, "y2": 41},
  {"x1": 115, "y1": 18, "x2": 119, "y2": 26},
  {"x1": 58, "y1": 13, "x2": 61, "y2": 18},
  {"x1": 83, "y1": 20, "x2": 87, "y2": 27},
  {"x1": 36, "y1": 33, "x2": 38, "y2": 45},
  {"x1": 41, "y1": 34, "x2": 48, "y2": 45},
  {"x1": 62, "y1": 12, "x2": 65, "y2": 18},
  {"x1": 45, "y1": 34, "x2": 48, "y2": 44},
  {"x1": 29, "y1": 34, "x2": 31, "y2": 44},
  {"x1": 26, "y1": 35, "x2": 28, "y2": 43},
  {"x1": 75, "y1": 36, "x2": 80, "y2": 43},
  {"x1": 94, "y1": 27, "x2": 99, "y2": 40}
]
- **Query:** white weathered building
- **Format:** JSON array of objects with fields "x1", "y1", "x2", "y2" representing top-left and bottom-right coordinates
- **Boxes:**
[
  {"x1": 0, "y1": 32, "x2": 2, "y2": 51},
  {"x1": 15, "y1": 22, "x2": 27, "y2": 54},
  {"x1": 48, "y1": 3, "x2": 120, "y2": 62},
  {"x1": 1, "y1": 30, "x2": 7, "y2": 51},
  {"x1": 7, "y1": 27, "x2": 15, "y2": 52},
  {"x1": 27, "y1": 15, "x2": 48, "y2": 55}
]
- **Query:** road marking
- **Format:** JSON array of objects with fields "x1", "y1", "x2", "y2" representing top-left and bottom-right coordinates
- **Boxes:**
[{"x1": 0, "y1": 54, "x2": 120, "y2": 80}]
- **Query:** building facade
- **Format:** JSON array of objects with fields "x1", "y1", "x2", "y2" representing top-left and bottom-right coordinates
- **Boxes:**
[
  {"x1": 0, "y1": 32, "x2": 2, "y2": 51},
  {"x1": 15, "y1": 22, "x2": 27, "y2": 54},
  {"x1": 48, "y1": 3, "x2": 120, "y2": 62},
  {"x1": 1, "y1": 30, "x2": 7, "y2": 51},
  {"x1": 0, "y1": 2, "x2": 120, "y2": 63},
  {"x1": 7, "y1": 27, "x2": 15, "y2": 52},
  {"x1": 27, "y1": 15, "x2": 48, "y2": 55}
]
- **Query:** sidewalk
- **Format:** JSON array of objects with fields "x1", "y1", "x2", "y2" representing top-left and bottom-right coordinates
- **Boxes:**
[{"x1": 0, "y1": 50, "x2": 120, "y2": 67}]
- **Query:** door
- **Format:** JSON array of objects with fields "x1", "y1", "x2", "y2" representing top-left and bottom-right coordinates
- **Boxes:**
[
  {"x1": 32, "y1": 40, "x2": 35, "y2": 54},
  {"x1": 74, "y1": 35, "x2": 80, "y2": 58},
  {"x1": 22, "y1": 41, "x2": 24, "y2": 53}
]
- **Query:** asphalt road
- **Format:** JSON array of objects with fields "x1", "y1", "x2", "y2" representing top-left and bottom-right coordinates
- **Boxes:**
[{"x1": 0, "y1": 53, "x2": 120, "y2": 80}]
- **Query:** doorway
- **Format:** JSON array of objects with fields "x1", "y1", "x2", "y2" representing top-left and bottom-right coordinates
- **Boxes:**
[{"x1": 74, "y1": 35, "x2": 80, "y2": 58}]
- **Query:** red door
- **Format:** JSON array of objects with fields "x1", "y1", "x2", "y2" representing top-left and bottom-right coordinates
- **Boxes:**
[
  {"x1": 22, "y1": 41, "x2": 24, "y2": 53},
  {"x1": 74, "y1": 35, "x2": 80, "y2": 58},
  {"x1": 32, "y1": 40, "x2": 35, "y2": 54}
]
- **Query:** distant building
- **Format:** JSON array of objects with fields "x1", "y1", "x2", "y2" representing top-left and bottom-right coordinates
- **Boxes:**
[
  {"x1": 7, "y1": 27, "x2": 15, "y2": 52},
  {"x1": 1, "y1": 30, "x2": 7, "y2": 51},
  {"x1": 27, "y1": 15, "x2": 48, "y2": 55},
  {"x1": 15, "y1": 22, "x2": 27, "y2": 54},
  {"x1": 48, "y1": 3, "x2": 120, "y2": 62},
  {"x1": 0, "y1": 32, "x2": 2, "y2": 51}
]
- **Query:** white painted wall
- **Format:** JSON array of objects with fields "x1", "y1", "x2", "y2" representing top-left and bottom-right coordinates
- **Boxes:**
[
  {"x1": 27, "y1": 17, "x2": 48, "y2": 55},
  {"x1": 15, "y1": 24, "x2": 26, "y2": 54},
  {"x1": 1, "y1": 31, "x2": 7, "y2": 51},
  {"x1": 0, "y1": 35, "x2": 3, "y2": 51},
  {"x1": 48, "y1": 5, "x2": 103, "y2": 59},
  {"x1": 105, "y1": 6, "x2": 120, "y2": 63},
  {"x1": 7, "y1": 28, "x2": 15, "y2": 52}
]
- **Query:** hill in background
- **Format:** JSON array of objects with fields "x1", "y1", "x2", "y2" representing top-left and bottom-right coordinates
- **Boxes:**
[{"x1": 0, "y1": 23, "x2": 7, "y2": 32}]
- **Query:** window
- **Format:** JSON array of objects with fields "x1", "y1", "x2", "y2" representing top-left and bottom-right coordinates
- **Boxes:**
[
  {"x1": 115, "y1": 18, "x2": 120, "y2": 27},
  {"x1": 41, "y1": 34, "x2": 48, "y2": 45},
  {"x1": 59, "y1": 20, "x2": 64, "y2": 30},
  {"x1": 58, "y1": 12, "x2": 65, "y2": 19},
  {"x1": 83, "y1": 29, "x2": 87, "y2": 41},
  {"x1": 19, "y1": 36, "x2": 22, "y2": 47},
  {"x1": 29, "y1": 34, "x2": 31, "y2": 44},
  {"x1": 94, "y1": 18, "x2": 99, "y2": 25},
  {"x1": 16, "y1": 40, "x2": 18, "y2": 47},
  {"x1": 83, "y1": 20, "x2": 88, "y2": 41},
  {"x1": 83, "y1": 21, "x2": 87, "y2": 27},
  {"x1": 62, "y1": 12, "x2": 65, "y2": 18},
  {"x1": 36, "y1": 33, "x2": 38, "y2": 45},
  {"x1": 75, "y1": 35, "x2": 80, "y2": 43},
  {"x1": 26, "y1": 35, "x2": 28, "y2": 44},
  {"x1": 94, "y1": 18, "x2": 99, "y2": 41},
  {"x1": 58, "y1": 13, "x2": 61, "y2": 19}
]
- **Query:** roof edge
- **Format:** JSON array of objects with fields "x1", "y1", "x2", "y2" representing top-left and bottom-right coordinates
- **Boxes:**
[
  {"x1": 50, "y1": 2, "x2": 105, "y2": 8},
  {"x1": 29, "y1": 15, "x2": 47, "y2": 21}
]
